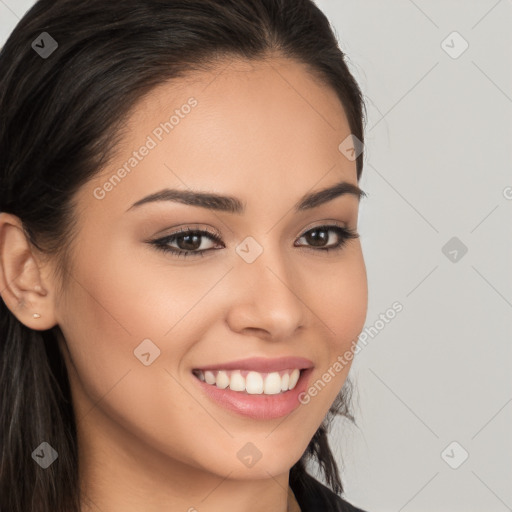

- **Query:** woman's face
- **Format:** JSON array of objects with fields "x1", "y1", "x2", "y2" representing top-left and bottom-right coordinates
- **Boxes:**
[{"x1": 52, "y1": 57, "x2": 367, "y2": 482}]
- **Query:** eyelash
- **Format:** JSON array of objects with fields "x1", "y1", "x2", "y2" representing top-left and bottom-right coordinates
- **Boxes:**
[{"x1": 149, "y1": 223, "x2": 359, "y2": 259}]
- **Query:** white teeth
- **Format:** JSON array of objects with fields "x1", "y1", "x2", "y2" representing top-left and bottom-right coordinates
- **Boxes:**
[
  {"x1": 204, "y1": 370, "x2": 216, "y2": 385},
  {"x1": 194, "y1": 368, "x2": 303, "y2": 394},
  {"x1": 264, "y1": 372, "x2": 282, "y2": 395},
  {"x1": 246, "y1": 371, "x2": 263, "y2": 394},
  {"x1": 288, "y1": 369, "x2": 300, "y2": 389},
  {"x1": 216, "y1": 370, "x2": 230, "y2": 389},
  {"x1": 229, "y1": 370, "x2": 245, "y2": 392},
  {"x1": 280, "y1": 373, "x2": 289, "y2": 391}
]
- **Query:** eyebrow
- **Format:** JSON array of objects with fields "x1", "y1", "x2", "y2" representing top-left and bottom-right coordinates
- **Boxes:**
[{"x1": 126, "y1": 180, "x2": 366, "y2": 214}]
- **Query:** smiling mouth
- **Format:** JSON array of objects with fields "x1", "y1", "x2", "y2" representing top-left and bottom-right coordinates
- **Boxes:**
[{"x1": 192, "y1": 368, "x2": 304, "y2": 395}]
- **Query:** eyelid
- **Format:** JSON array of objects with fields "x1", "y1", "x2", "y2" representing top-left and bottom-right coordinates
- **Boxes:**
[
  {"x1": 295, "y1": 219, "x2": 350, "y2": 238},
  {"x1": 148, "y1": 224, "x2": 223, "y2": 242}
]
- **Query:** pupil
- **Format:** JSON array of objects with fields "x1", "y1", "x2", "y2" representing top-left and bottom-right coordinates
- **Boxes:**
[
  {"x1": 179, "y1": 234, "x2": 201, "y2": 250},
  {"x1": 306, "y1": 229, "x2": 327, "y2": 247}
]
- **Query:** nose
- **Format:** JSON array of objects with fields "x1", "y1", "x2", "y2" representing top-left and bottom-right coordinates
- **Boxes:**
[{"x1": 225, "y1": 247, "x2": 306, "y2": 341}]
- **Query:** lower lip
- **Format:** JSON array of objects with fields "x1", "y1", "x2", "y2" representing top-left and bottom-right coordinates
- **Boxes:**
[{"x1": 192, "y1": 368, "x2": 313, "y2": 420}]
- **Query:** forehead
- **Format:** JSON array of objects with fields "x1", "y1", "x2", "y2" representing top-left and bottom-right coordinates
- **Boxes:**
[{"x1": 79, "y1": 56, "x2": 356, "y2": 219}]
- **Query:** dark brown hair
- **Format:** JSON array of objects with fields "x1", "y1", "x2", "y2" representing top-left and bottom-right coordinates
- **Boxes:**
[{"x1": 0, "y1": 1, "x2": 366, "y2": 510}]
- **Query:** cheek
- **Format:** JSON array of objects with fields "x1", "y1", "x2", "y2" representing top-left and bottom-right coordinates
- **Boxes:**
[
  {"x1": 56, "y1": 252, "x2": 227, "y2": 469},
  {"x1": 308, "y1": 246, "x2": 368, "y2": 353},
  {"x1": 329, "y1": 262, "x2": 368, "y2": 351},
  {"x1": 56, "y1": 240, "x2": 230, "y2": 406},
  {"x1": 67, "y1": 237, "x2": 228, "y2": 342},
  {"x1": 297, "y1": 248, "x2": 367, "y2": 412},
  {"x1": 54, "y1": 246, "x2": 178, "y2": 407}
]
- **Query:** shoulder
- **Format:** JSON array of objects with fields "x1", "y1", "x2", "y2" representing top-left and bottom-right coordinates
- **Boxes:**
[{"x1": 289, "y1": 471, "x2": 369, "y2": 512}]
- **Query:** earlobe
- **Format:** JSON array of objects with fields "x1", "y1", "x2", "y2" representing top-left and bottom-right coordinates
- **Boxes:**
[{"x1": 0, "y1": 212, "x2": 58, "y2": 331}]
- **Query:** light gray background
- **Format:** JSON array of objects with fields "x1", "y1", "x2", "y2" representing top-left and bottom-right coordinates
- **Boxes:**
[{"x1": 1, "y1": 1, "x2": 511, "y2": 511}]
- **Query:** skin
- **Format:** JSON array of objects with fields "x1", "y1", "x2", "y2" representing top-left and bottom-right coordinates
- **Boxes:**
[{"x1": 0, "y1": 56, "x2": 367, "y2": 512}]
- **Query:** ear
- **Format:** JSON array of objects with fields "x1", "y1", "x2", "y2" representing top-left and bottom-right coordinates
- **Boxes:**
[{"x1": 0, "y1": 212, "x2": 58, "y2": 331}]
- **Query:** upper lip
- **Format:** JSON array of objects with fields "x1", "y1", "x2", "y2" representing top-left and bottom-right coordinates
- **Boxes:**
[{"x1": 194, "y1": 356, "x2": 314, "y2": 373}]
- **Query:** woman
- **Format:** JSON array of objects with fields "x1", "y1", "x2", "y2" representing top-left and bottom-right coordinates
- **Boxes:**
[{"x1": 0, "y1": 1, "x2": 369, "y2": 510}]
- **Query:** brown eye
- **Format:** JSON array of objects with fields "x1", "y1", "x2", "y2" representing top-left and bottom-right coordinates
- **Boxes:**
[
  {"x1": 150, "y1": 228, "x2": 223, "y2": 258},
  {"x1": 302, "y1": 227, "x2": 330, "y2": 247},
  {"x1": 295, "y1": 225, "x2": 359, "y2": 252},
  {"x1": 175, "y1": 233, "x2": 203, "y2": 251}
]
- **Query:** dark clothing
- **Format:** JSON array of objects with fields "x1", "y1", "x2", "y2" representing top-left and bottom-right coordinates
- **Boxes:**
[{"x1": 290, "y1": 472, "x2": 368, "y2": 512}]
